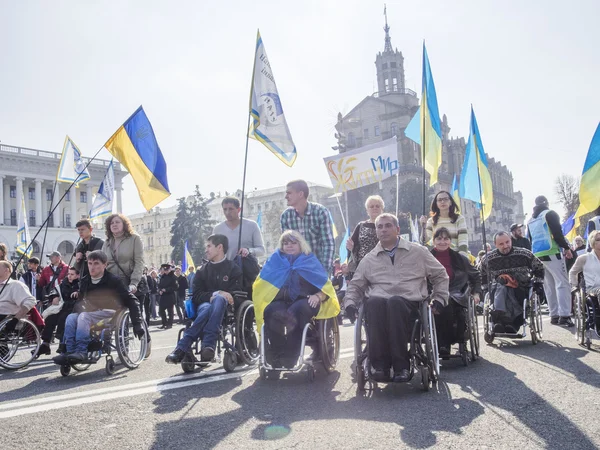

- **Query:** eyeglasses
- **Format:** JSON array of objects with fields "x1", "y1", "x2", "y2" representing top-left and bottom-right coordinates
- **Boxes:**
[{"x1": 436, "y1": 197, "x2": 451, "y2": 203}]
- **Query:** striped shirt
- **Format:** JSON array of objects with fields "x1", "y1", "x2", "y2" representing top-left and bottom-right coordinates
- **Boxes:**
[
  {"x1": 280, "y1": 202, "x2": 335, "y2": 272},
  {"x1": 426, "y1": 215, "x2": 469, "y2": 254}
]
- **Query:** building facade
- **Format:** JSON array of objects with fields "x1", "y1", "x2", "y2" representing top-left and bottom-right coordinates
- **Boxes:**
[
  {"x1": 129, "y1": 204, "x2": 178, "y2": 269},
  {"x1": 0, "y1": 143, "x2": 126, "y2": 261},
  {"x1": 334, "y1": 18, "x2": 525, "y2": 254}
]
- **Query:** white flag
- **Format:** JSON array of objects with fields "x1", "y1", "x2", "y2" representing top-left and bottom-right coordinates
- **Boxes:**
[
  {"x1": 16, "y1": 195, "x2": 32, "y2": 258},
  {"x1": 90, "y1": 160, "x2": 114, "y2": 219},
  {"x1": 56, "y1": 136, "x2": 90, "y2": 186},
  {"x1": 249, "y1": 30, "x2": 297, "y2": 167},
  {"x1": 410, "y1": 215, "x2": 420, "y2": 243}
]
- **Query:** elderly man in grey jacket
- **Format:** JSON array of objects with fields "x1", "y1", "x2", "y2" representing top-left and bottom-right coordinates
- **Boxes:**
[{"x1": 345, "y1": 213, "x2": 449, "y2": 383}]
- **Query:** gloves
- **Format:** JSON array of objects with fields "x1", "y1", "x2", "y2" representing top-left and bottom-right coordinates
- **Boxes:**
[
  {"x1": 431, "y1": 300, "x2": 444, "y2": 315},
  {"x1": 345, "y1": 304, "x2": 358, "y2": 322},
  {"x1": 133, "y1": 323, "x2": 145, "y2": 340}
]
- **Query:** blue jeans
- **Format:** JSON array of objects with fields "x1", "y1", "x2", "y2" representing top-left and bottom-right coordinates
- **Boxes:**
[
  {"x1": 63, "y1": 310, "x2": 115, "y2": 353},
  {"x1": 176, "y1": 295, "x2": 227, "y2": 352}
]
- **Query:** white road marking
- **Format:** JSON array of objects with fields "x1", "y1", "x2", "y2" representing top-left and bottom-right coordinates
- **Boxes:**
[{"x1": 0, "y1": 348, "x2": 355, "y2": 419}]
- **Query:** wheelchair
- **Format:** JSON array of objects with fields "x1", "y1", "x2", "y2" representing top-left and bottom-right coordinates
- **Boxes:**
[
  {"x1": 354, "y1": 299, "x2": 439, "y2": 392},
  {"x1": 177, "y1": 292, "x2": 259, "y2": 374},
  {"x1": 574, "y1": 283, "x2": 599, "y2": 349},
  {"x1": 59, "y1": 309, "x2": 149, "y2": 376},
  {"x1": 483, "y1": 284, "x2": 543, "y2": 345},
  {"x1": 437, "y1": 290, "x2": 480, "y2": 367},
  {"x1": 258, "y1": 315, "x2": 340, "y2": 382},
  {"x1": 0, "y1": 315, "x2": 42, "y2": 370}
]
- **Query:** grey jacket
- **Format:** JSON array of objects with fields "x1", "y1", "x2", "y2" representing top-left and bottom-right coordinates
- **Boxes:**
[{"x1": 102, "y1": 234, "x2": 144, "y2": 287}]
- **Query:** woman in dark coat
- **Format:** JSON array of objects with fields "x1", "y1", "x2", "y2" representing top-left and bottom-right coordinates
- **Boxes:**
[
  {"x1": 346, "y1": 195, "x2": 384, "y2": 272},
  {"x1": 431, "y1": 227, "x2": 481, "y2": 355}
]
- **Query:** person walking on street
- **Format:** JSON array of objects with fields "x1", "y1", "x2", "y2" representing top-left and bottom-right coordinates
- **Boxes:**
[
  {"x1": 158, "y1": 263, "x2": 178, "y2": 329},
  {"x1": 280, "y1": 179, "x2": 335, "y2": 273},
  {"x1": 527, "y1": 195, "x2": 574, "y2": 326},
  {"x1": 174, "y1": 266, "x2": 188, "y2": 321},
  {"x1": 510, "y1": 223, "x2": 531, "y2": 251}
]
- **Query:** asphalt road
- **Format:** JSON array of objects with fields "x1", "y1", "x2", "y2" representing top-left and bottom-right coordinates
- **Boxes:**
[{"x1": 1, "y1": 313, "x2": 599, "y2": 450}]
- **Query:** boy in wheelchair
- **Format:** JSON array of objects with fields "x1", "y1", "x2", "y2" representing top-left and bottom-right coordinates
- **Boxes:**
[
  {"x1": 479, "y1": 232, "x2": 545, "y2": 334},
  {"x1": 345, "y1": 214, "x2": 448, "y2": 383},
  {"x1": 52, "y1": 250, "x2": 145, "y2": 365},
  {"x1": 165, "y1": 234, "x2": 242, "y2": 364}
]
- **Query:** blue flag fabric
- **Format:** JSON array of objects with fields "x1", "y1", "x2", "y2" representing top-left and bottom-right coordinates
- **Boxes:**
[{"x1": 339, "y1": 229, "x2": 350, "y2": 263}]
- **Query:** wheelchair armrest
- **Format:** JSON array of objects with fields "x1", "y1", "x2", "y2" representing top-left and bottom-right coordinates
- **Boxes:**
[{"x1": 231, "y1": 291, "x2": 248, "y2": 300}]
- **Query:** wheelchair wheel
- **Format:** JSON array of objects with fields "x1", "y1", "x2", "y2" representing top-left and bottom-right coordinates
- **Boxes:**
[
  {"x1": 420, "y1": 366, "x2": 430, "y2": 392},
  {"x1": 529, "y1": 292, "x2": 543, "y2": 344},
  {"x1": 354, "y1": 306, "x2": 368, "y2": 392},
  {"x1": 105, "y1": 356, "x2": 116, "y2": 375},
  {"x1": 223, "y1": 349, "x2": 237, "y2": 373},
  {"x1": 115, "y1": 310, "x2": 148, "y2": 369},
  {"x1": 574, "y1": 290, "x2": 586, "y2": 346},
  {"x1": 0, "y1": 317, "x2": 41, "y2": 370},
  {"x1": 60, "y1": 365, "x2": 71, "y2": 377},
  {"x1": 422, "y1": 301, "x2": 440, "y2": 381},
  {"x1": 181, "y1": 352, "x2": 196, "y2": 373},
  {"x1": 467, "y1": 297, "x2": 480, "y2": 361},
  {"x1": 235, "y1": 300, "x2": 259, "y2": 366},
  {"x1": 318, "y1": 317, "x2": 340, "y2": 374}
]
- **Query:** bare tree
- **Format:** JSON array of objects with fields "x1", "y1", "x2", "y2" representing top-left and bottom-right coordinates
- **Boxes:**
[{"x1": 554, "y1": 174, "x2": 580, "y2": 220}]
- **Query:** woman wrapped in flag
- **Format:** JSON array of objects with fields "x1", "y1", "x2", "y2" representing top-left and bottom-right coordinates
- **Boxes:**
[{"x1": 253, "y1": 230, "x2": 340, "y2": 368}]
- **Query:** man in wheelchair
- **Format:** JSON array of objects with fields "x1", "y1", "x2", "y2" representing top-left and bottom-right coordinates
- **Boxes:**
[
  {"x1": 479, "y1": 232, "x2": 545, "y2": 334},
  {"x1": 165, "y1": 234, "x2": 242, "y2": 364},
  {"x1": 52, "y1": 250, "x2": 145, "y2": 365},
  {"x1": 0, "y1": 261, "x2": 37, "y2": 324},
  {"x1": 345, "y1": 214, "x2": 449, "y2": 383}
]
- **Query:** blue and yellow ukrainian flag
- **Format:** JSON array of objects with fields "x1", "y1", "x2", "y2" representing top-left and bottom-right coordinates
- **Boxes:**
[
  {"x1": 451, "y1": 173, "x2": 460, "y2": 207},
  {"x1": 421, "y1": 43, "x2": 443, "y2": 186},
  {"x1": 181, "y1": 241, "x2": 195, "y2": 272},
  {"x1": 460, "y1": 107, "x2": 494, "y2": 220},
  {"x1": 253, "y1": 250, "x2": 340, "y2": 333},
  {"x1": 561, "y1": 213, "x2": 577, "y2": 243},
  {"x1": 104, "y1": 106, "x2": 170, "y2": 210},
  {"x1": 575, "y1": 123, "x2": 600, "y2": 225}
]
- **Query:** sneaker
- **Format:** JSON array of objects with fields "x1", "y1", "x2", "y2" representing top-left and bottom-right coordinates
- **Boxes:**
[
  {"x1": 165, "y1": 348, "x2": 186, "y2": 364},
  {"x1": 371, "y1": 369, "x2": 391, "y2": 382},
  {"x1": 559, "y1": 316, "x2": 574, "y2": 327},
  {"x1": 550, "y1": 316, "x2": 559, "y2": 325},
  {"x1": 52, "y1": 354, "x2": 70, "y2": 366},
  {"x1": 200, "y1": 347, "x2": 215, "y2": 362},
  {"x1": 68, "y1": 352, "x2": 87, "y2": 363}
]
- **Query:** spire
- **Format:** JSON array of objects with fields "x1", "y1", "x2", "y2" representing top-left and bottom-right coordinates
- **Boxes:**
[{"x1": 383, "y1": 4, "x2": 393, "y2": 53}]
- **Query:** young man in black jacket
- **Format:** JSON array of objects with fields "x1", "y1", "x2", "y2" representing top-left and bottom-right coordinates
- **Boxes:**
[
  {"x1": 53, "y1": 250, "x2": 145, "y2": 365},
  {"x1": 158, "y1": 264, "x2": 178, "y2": 329},
  {"x1": 74, "y1": 219, "x2": 104, "y2": 279},
  {"x1": 165, "y1": 235, "x2": 242, "y2": 364}
]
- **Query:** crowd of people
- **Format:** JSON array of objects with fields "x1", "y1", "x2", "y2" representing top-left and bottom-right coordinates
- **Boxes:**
[{"x1": 1, "y1": 178, "x2": 599, "y2": 385}]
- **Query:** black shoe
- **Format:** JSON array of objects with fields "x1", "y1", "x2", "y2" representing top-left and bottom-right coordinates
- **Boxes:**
[
  {"x1": 371, "y1": 369, "x2": 391, "y2": 382},
  {"x1": 504, "y1": 324, "x2": 518, "y2": 334},
  {"x1": 57, "y1": 343, "x2": 67, "y2": 354},
  {"x1": 158, "y1": 325, "x2": 166, "y2": 329},
  {"x1": 35, "y1": 342, "x2": 52, "y2": 357},
  {"x1": 493, "y1": 323, "x2": 505, "y2": 333},
  {"x1": 52, "y1": 354, "x2": 69, "y2": 366},
  {"x1": 393, "y1": 369, "x2": 411, "y2": 383},
  {"x1": 550, "y1": 316, "x2": 559, "y2": 325},
  {"x1": 165, "y1": 348, "x2": 186, "y2": 364},
  {"x1": 559, "y1": 316, "x2": 574, "y2": 327},
  {"x1": 438, "y1": 346, "x2": 450, "y2": 356},
  {"x1": 68, "y1": 352, "x2": 87, "y2": 363},
  {"x1": 165, "y1": 324, "x2": 173, "y2": 330},
  {"x1": 200, "y1": 347, "x2": 215, "y2": 362}
]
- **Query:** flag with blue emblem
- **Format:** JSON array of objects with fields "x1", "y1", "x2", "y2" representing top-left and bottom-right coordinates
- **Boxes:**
[
  {"x1": 90, "y1": 159, "x2": 115, "y2": 219},
  {"x1": 104, "y1": 106, "x2": 170, "y2": 210},
  {"x1": 16, "y1": 195, "x2": 32, "y2": 258},
  {"x1": 253, "y1": 250, "x2": 340, "y2": 333},
  {"x1": 249, "y1": 30, "x2": 297, "y2": 167},
  {"x1": 56, "y1": 136, "x2": 90, "y2": 187}
]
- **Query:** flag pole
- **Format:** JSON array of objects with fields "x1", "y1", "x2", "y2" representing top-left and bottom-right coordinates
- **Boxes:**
[
  {"x1": 0, "y1": 147, "x2": 105, "y2": 298},
  {"x1": 395, "y1": 172, "x2": 400, "y2": 217},
  {"x1": 421, "y1": 104, "x2": 427, "y2": 245},
  {"x1": 39, "y1": 179, "x2": 57, "y2": 261}
]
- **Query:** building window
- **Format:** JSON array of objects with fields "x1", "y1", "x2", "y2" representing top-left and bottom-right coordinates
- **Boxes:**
[
  {"x1": 65, "y1": 191, "x2": 70, "y2": 202},
  {"x1": 29, "y1": 210, "x2": 36, "y2": 226},
  {"x1": 10, "y1": 186, "x2": 16, "y2": 198},
  {"x1": 348, "y1": 132, "x2": 356, "y2": 147},
  {"x1": 391, "y1": 122, "x2": 398, "y2": 136},
  {"x1": 28, "y1": 188, "x2": 35, "y2": 200},
  {"x1": 364, "y1": 128, "x2": 370, "y2": 139},
  {"x1": 392, "y1": 77, "x2": 398, "y2": 92},
  {"x1": 390, "y1": 62, "x2": 397, "y2": 68},
  {"x1": 48, "y1": 216, "x2": 54, "y2": 227},
  {"x1": 374, "y1": 126, "x2": 380, "y2": 137},
  {"x1": 384, "y1": 79, "x2": 389, "y2": 93},
  {"x1": 80, "y1": 192, "x2": 87, "y2": 203},
  {"x1": 10, "y1": 209, "x2": 16, "y2": 226},
  {"x1": 157, "y1": 221, "x2": 161, "y2": 229},
  {"x1": 257, "y1": 205, "x2": 262, "y2": 213},
  {"x1": 46, "y1": 189, "x2": 53, "y2": 201},
  {"x1": 382, "y1": 63, "x2": 388, "y2": 70},
  {"x1": 65, "y1": 213, "x2": 71, "y2": 228}
]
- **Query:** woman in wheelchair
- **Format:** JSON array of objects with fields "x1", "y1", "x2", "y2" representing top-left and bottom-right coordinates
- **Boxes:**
[
  {"x1": 430, "y1": 228, "x2": 481, "y2": 356},
  {"x1": 52, "y1": 250, "x2": 145, "y2": 366},
  {"x1": 254, "y1": 230, "x2": 340, "y2": 370},
  {"x1": 569, "y1": 230, "x2": 600, "y2": 332}
]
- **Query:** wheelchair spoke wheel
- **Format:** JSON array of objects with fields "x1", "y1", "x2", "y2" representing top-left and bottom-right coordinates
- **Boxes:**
[
  {"x1": 0, "y1": 317, "x2": 41, "y2": 370},
  {"x1": 319, "y1": 317, "x2": 340, "y2": 373},
  {"x1": 235, "y1": 300, "x2": 259, "y2": 366},
  {"x1": 423, "y1": 303, "x2": 440, "y2": 379},
  {"x1": 468, "y1": 299, "x2": 480, "y2": 361},
  {"x1": 575, "y1": 291, "x2": 586, "y2": 346},
  {"x1": 115, "y1": 310, "x2": 148, "y2": 369},
  {"x1": 529, "y1": 293, "x2": 543, "y2": 344},
  {"x1": 354, "y1": 307, "x2": 368, "y2": 367}
]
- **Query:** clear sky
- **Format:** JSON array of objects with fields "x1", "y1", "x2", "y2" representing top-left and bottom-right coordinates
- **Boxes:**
[{"x1": 1, "y1": 0, "x2": 598, "y2": 221}]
